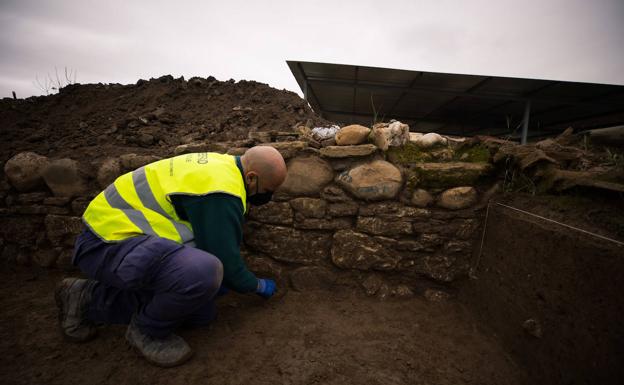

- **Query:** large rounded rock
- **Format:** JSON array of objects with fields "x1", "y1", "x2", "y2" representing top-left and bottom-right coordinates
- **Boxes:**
[
  {"x1": 437, "y1": 187, "x2": 478, "y2": 210},
  {"x1": 279, "y1": 156, "x2": 334, "y2": 196},
  {"x1": 42, "y1": 159, "x2": 87, "y2": 198},
  {"x1": 336, "y1": 160, "x2": 403, "y2": 201},
  {"x1": 4, "y1": 152, "x2": 49, "y2": 192},
  {"x1": 335, "y1": 124, "x2": 371, "y2": 145},
  {"x1": 97, "y1": 157, "x2": 122, "y2": 188}
]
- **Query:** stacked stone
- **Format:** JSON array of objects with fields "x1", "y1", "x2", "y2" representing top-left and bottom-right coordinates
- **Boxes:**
[
  {"x1": 1, "y1": 123, "x2": 495, "y2": 299},
  {"x1": 242, "y1": 122, "x2": 495, "y2": 297},
  {"x1": 0, "y1": 151, "x2": 159, "y2": 269}
]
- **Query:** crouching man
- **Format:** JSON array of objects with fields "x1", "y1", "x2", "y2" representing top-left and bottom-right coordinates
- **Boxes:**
[{"x1": 55, "y1": 146, "x2": 287, "y2": 367}]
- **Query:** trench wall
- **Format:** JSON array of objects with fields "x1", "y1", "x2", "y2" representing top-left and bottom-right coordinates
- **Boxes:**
[{"x1": 464, "y1": 202, "x2": 624, "y2": 385}]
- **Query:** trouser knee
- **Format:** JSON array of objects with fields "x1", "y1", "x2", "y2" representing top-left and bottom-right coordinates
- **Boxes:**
[{"x1": 174, "y1": 250, "x2": 223, "y2": 300}]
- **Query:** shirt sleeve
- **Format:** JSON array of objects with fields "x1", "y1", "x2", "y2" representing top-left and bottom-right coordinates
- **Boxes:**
[{"x1": 171, "y1": 193, "x2": 258, "y2": 293}]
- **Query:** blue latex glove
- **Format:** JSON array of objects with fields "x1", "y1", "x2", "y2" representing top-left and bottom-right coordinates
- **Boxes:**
[{"x1": 255, "y1": 278, "x2": 276, "y2": 299}]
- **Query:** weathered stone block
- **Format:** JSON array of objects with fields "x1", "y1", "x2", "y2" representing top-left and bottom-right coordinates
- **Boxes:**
[
  {"x1": 294, "y1": 217, "x2": 352, "y2": 230},
  {"x1": 370, "y1": 121, "x2": 410, "y2": 151},
  {"x1": 335, "y1": 160, "x2": 403, "y2": 201},
  {"x1": 244, "y1": 253, "x2": 284, "y2": 280},
  {"x1": 45, "y1": 215, "x2": 83, "y2": 246},
  {"x1": 320, "y1": 185, "x2": 352, "y2": 203},
  {"x1": 289, "y1": 198, "x2": 327, "y2": 218},
  {"x1": 247, "y1": 201, "x2": 293, "y2": 225},
  {"x1": 244, "y1": 223, "x2": 332, "y2": 265},
  {"x1": 410, "y1": 189, "x2": 434, "y2": 207},
  {"x1": 327, "y1": 202, "x2": 359, "y2": 217},
  {"x1": 421, "y1": 254, "x2": 467, "y2": 282},
  {"x1": 320, "y1": 144, "x2": 377, "y2": 158},
  {"x1": 4, "y1": 152, "x2": 48, "y2": 192},
  {"x1": 173, "y1": 141, "x2": 228, "y2": 155},
  {"x1": 406, "y1": 162, "x2": 491, "y2": 189},
  {"x1": 264, "y1": 141, "x2": 308, "y2": 159},
  {"x1": 412, "y1": 132, "x2": 448, "y2": 148},
  {"x1": 42, "y1": 159, "x2": 88, "y2": 198},
  {"x1": 331, "y1": 230, "x2": 400, "y2": 271},
  {"x1": 119, "y1": 153, "x2": 161, "y2": 170},
  {"x1": 43, "y1": 197, "x2": 71, "y2": 206},
  {"x1": 71, "y1": 198, "x2": 90, "y2": 216},
  {"x1": 356, "y1": 217, "x2": 412, "y2": 236},
  {"x1": 455, "y1": 219, "x2": 480, "y2": 240},
  {"x1": 335, "y1": 124, "x2": 371, "y2": 145},
  {"x1": 97, "y1": 158, "x2": 122, "y2": 188},
  {"x1": 359, "y1": 201, "x2": 430, "y2": 218},
  {"x1": 17, "y1": 192, "x2": 48, "y2": 204},
  {"x1": 437, "y1": 187, "x2": 478, "y2": 210},
  {"x1": 279, "y1": 156, "x2": 334, "y2": 196},
  {"x1": 444, "y1": 240, "x2": 472, "y2": 253}
]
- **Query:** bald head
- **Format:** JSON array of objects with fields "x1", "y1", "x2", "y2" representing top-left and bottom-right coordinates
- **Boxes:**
[{"x1": 240, "y1": 145, "x2": 287, "y2": 192}]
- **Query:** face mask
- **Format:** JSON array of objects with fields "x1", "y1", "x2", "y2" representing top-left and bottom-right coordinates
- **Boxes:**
[
  {"x1": 248, "y1": 191, "x2": 273, "y2": 206},
  {"x1": 246, "y1": 174, "x2": 273, "y2": 206}
]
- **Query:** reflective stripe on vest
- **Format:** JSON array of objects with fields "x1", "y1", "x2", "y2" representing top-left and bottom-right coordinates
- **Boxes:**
[{"x1": 83, "y1": 152, "x2": 247, "y2": 243}]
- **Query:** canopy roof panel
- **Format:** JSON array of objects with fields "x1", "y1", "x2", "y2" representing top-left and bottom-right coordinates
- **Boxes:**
[{"x1": 287, "y1": 61, "x2": 624, "y2": 138}]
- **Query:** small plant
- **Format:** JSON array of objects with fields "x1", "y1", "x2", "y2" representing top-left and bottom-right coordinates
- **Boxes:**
[
  {"x1": 370, "y1": 94, "x2": 386, "y2": 126},
  {"x1": 33, "y1": 66, "x2": 77, "y2": 95}
]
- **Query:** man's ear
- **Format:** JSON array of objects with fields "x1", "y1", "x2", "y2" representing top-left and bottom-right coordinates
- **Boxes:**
[{"x1": 245, "y1": 171, "x2": 257, "y2": 186}]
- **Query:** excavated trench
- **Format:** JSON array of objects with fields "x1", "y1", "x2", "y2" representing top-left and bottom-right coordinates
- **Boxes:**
[{"x1": 1, "y1": 78, "x2": 623, "y2": 385}]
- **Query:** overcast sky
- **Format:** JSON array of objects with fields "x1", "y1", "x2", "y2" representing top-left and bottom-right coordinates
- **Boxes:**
[{"x1": 1, "y1": 0, "x2": 623, "y2": 98}]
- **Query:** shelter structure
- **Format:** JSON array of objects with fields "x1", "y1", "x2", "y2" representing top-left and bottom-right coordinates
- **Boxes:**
[{"x1": 287, "y1": 61, "x2": 624, "y2": 143}]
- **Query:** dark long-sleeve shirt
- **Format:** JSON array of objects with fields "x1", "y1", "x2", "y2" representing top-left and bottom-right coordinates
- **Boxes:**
[{"x1": 169, "y1": 157, "x2": 257, "y2": 293}]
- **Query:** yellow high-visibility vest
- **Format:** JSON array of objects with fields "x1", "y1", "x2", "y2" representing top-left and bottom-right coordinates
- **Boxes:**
[{"x1": 83, "y1": 152, "x2": 247, "y2": 244}]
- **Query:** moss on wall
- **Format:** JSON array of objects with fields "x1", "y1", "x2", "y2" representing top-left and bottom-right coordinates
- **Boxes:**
[{"x1": 454, "y1": 144, "x2": 491, "y2": 163}]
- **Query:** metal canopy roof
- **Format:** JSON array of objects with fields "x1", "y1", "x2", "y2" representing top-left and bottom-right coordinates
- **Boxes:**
[{"x1": 287, "y1": 61, "x2": 624, "y2": 140}]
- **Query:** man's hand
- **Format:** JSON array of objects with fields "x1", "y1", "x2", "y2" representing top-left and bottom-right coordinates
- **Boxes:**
[{"x1": 255, "y1": 278, "x2": 276, "y2": 299}]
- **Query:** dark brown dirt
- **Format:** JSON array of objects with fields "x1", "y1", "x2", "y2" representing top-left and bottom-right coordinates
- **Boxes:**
[
  {"x1": 463, "y1": 193, "x2": 624, "y2": 385},
  {"x1": 0, "y1": 268, "x2": 528, "y2": 385},
  {"x1": 0, "y1": 76, "x2": 331, "y2": 163}
]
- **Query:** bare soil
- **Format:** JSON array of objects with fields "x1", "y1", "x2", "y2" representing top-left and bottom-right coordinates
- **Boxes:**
[
  {"x1": 463, "y1": 193, "x2": 624, "y2": 384},
  {"x1": 0, "y1": 268, "x2": 528, "y2": 385},
  {"x1": 0, "y1": 76, "x2": 331, "y2": 163}
]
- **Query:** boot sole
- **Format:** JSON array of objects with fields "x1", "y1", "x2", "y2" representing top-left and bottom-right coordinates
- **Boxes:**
[
  {"x1": 126, "y1": 338, "x2": 194, "y2": 368},
  {"x1": 54, "y1": 279, "x2": 97, "y2": 343}
]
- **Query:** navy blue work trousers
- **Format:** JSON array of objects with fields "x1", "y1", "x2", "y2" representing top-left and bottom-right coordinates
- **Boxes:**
[{"x1": 72, "y1": 228, "x2": 223, "y2": 338}]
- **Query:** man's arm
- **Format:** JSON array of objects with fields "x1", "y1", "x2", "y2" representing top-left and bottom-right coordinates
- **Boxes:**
[{"x1": 171, "y1": 193, "x2": 258, "y2": 293}]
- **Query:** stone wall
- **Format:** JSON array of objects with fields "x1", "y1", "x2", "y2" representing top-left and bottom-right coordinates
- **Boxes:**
[{"x1": 0, "y1": 123, "x2": 498, "y2": 297}]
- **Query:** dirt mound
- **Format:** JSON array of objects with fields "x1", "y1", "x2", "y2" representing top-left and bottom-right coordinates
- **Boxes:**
[{"x1": 0, "y1": 75, "x2": 331, "y2": 163}]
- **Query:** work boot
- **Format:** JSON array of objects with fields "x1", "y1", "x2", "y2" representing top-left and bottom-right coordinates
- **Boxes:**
[
  {"x1": 54, "y1": 277, "x2": 97, "y2": 342},
  {"x1": 125, "y1": 316, "x2": 193, "y2": 367}
]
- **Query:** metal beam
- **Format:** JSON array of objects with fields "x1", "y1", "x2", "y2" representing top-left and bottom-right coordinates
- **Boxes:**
[
  {"x1": 521, "y1": 100, "x2": 531, "y2": 145},
  {"x1": 297, "y1": 62, "x2": 324, "y2": 114},
  {"x1": 305, "y1": 76, "x2": 622, "y2": 108}
]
